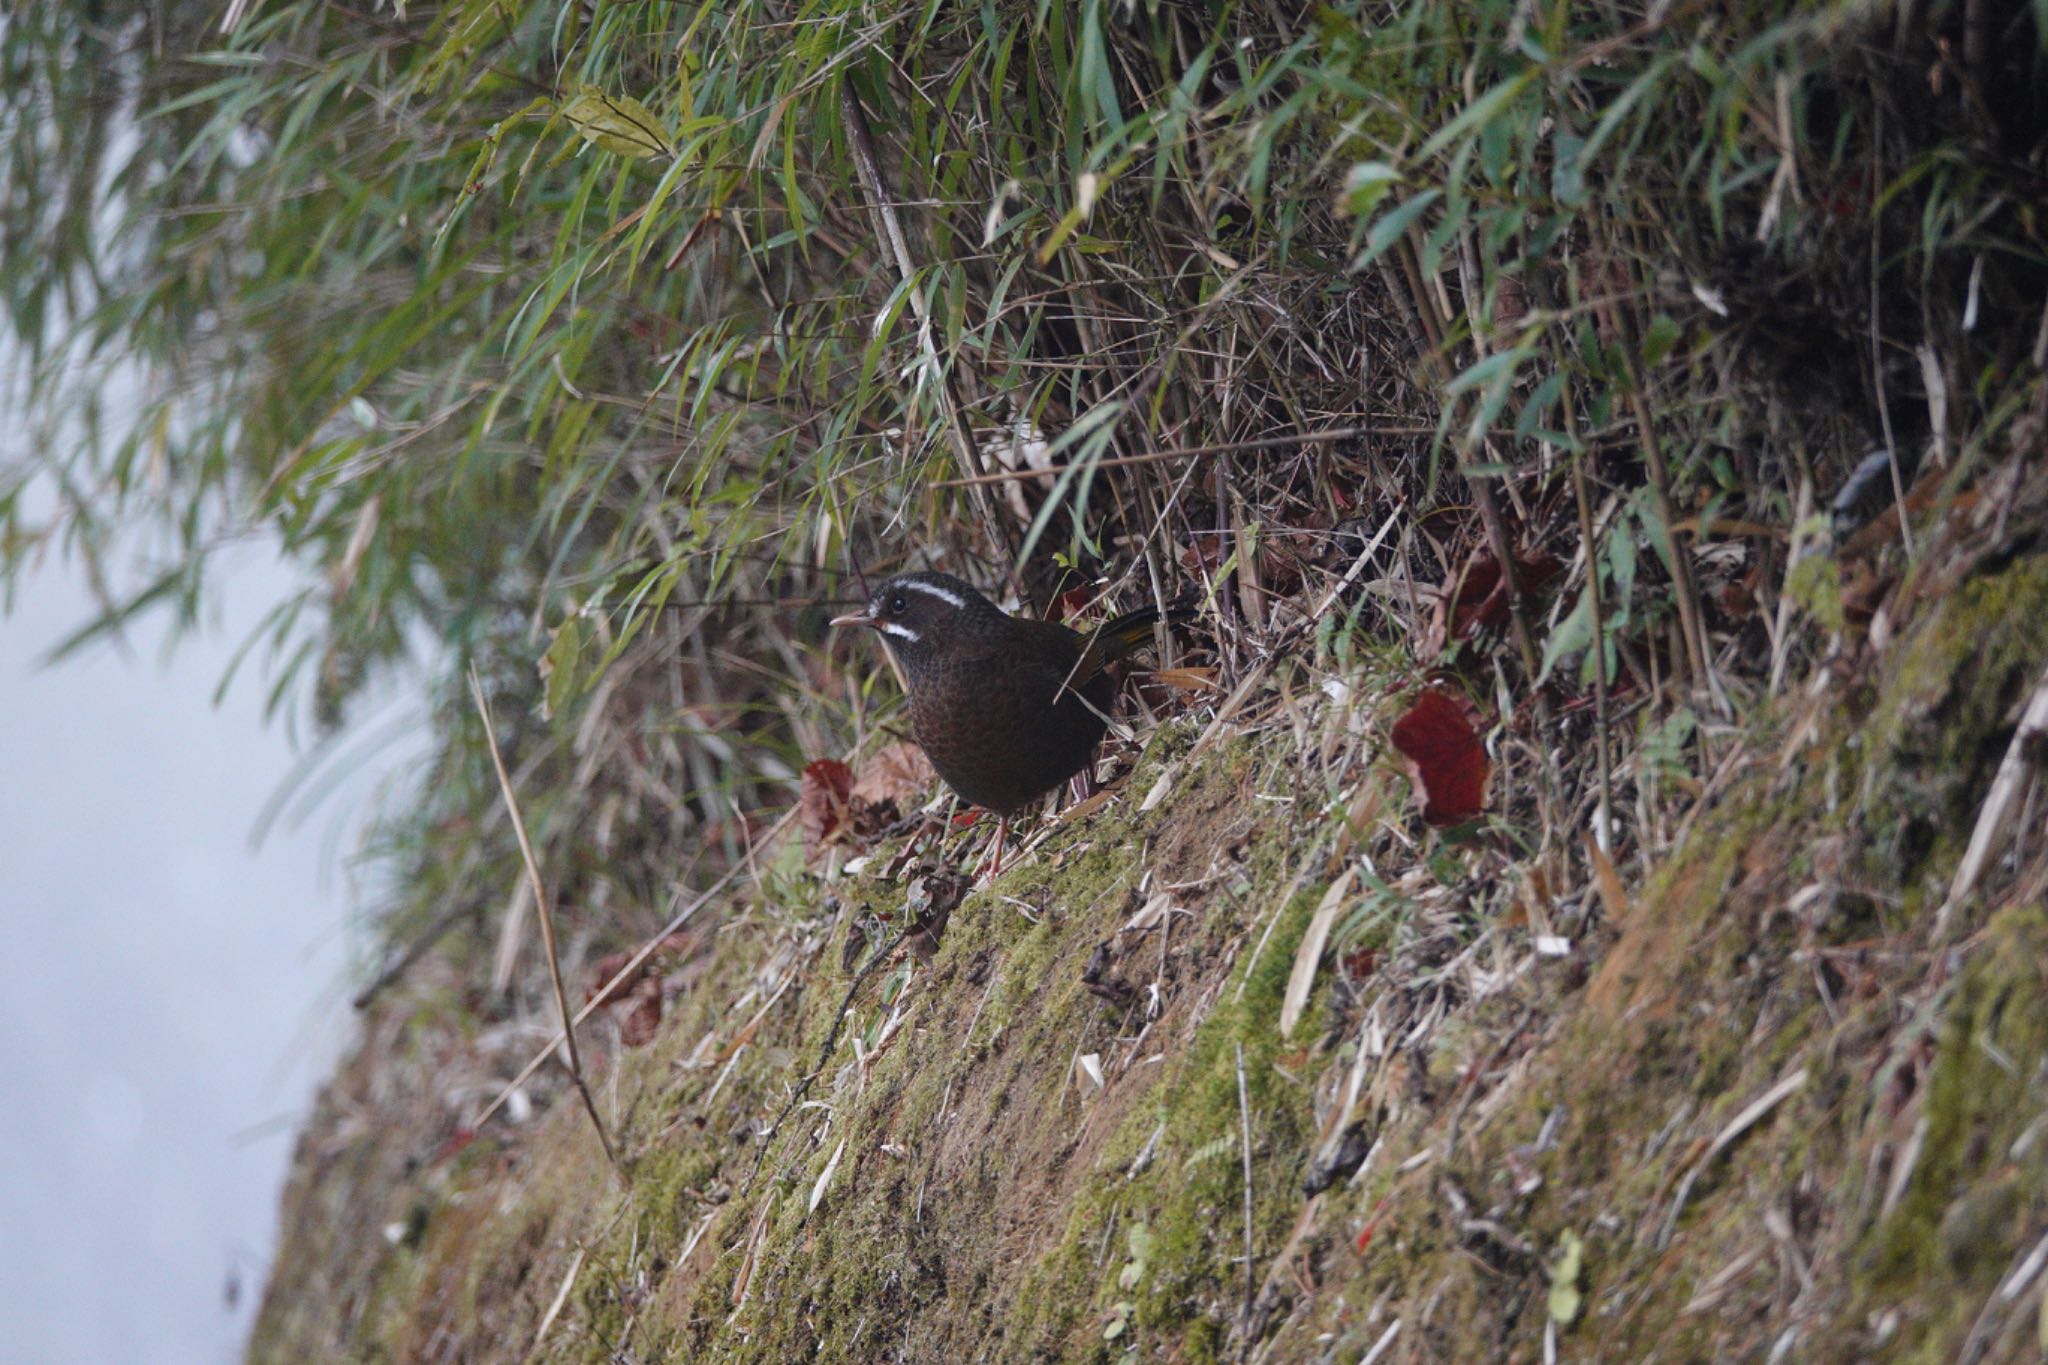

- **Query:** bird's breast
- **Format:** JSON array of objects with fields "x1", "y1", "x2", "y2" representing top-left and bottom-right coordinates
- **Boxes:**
[{"x1": 906, "y1": 665, "x2": 1115, "y2": 815}]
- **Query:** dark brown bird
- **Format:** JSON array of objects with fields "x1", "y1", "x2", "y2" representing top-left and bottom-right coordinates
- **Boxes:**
[{"x1": 832, "y1": 572, "x2": 1184, "y2": 864}]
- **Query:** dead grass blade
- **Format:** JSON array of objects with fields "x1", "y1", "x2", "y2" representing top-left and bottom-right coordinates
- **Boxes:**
[
  {"x1": 1280, "y1": 865, "x2": 1358, "y2": 1038},
  {"x1": 1935, "y1": 660, "x2": 2048, "y2": 937},
  {"x1": 527, "y1": 1246, "x2": 586, "y2": 1356},
  {"x1": 1657, "y1": 1066, "x2": 1808, "y2": 1248}
]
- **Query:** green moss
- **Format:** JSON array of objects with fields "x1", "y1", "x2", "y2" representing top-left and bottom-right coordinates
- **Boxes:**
[
  {"x1": 1852, "y1": 901, "x2": 2048, "y2": 1353},
  {"x1": 1860, "y1": 558, "x2": 2048, "y2": 876},
  {"x1": 1005, "y1": 853, "x2": 1332, "y2": 1357}
]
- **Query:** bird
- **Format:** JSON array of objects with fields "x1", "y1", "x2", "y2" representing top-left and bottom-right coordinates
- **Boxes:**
[{"x1": 831, "y1": 571, "x2": 1187, "y2": 871}]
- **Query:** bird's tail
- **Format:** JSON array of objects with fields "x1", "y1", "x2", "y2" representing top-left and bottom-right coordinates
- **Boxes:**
[{"x1": 1077, "y1": 601, "x2": 1198, "y2": 675}]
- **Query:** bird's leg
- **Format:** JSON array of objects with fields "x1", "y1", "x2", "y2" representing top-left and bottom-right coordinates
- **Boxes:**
[{"x1": 986, "y1": 816, "x2": 1009, "y2": 879}]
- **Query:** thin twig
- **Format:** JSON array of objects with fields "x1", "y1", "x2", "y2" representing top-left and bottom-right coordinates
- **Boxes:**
[
  {"x1": 350, "y1": 875, "x2": 476, "y2": 1009},
  {"x1": 1564, "y1": 390, "x2": 1614, "y2": 849},
  {"x1": 1623, "y1": 368, "x2": 1722, "y2": 716},
  {"x1": 469, "y1": 667, "x2": 621, "y2": 1175}
]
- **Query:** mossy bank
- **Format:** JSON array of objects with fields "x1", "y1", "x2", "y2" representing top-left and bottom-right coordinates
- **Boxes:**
[{"x1": 255, "y1": 504, "x2": 2048, "y2": 1362}]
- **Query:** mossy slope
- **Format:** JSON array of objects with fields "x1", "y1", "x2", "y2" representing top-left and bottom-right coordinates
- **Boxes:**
[{"x1": 255, "y1": 551, "x2": 2048, "y2": 1363}]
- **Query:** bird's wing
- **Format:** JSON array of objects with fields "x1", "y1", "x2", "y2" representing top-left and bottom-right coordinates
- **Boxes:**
[{"x1": 993, "y1": 619, "x2": 1097, "y2": 695}]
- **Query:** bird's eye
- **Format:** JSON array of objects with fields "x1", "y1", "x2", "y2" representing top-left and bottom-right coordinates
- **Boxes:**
[{"x1": 889, "y1": 593, "x2": 908, "y2": 614}]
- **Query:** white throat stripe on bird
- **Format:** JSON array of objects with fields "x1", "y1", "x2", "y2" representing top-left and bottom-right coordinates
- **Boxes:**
[
  {"x1": 901, "y1": 579, "x2": 966, "y2": 609},
  {"x1": 880, "y1": 621, "x2": 921, "y2": 642}
]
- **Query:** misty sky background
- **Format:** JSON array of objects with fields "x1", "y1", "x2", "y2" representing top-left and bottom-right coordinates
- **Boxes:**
[{"x1": 0, "y1": 427, "x2": 426, "y2": 1360}]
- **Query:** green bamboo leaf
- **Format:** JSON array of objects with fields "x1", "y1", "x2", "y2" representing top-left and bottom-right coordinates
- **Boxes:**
[
  {"x1": 1539, "y1": 586, "x2": 1595, "y2": 686},
  {"x1": 543, "y1": 614, "x2": 585, "y2": 718},
  {"x1": 1642, "y1": 313, "x2": 1682, "y2": 366},
  {"x1": 561, "y1": 85, "x2": 673, "y2": 160},
  {"x1": 1416, "y1": 70, "x2": 1538, "y2": 163},
  {"x1": 1339, "y1": 161, "x2": 1403, "y2": 216},
  {"x1": 1350, "y1": 190, "x2": 1441, "y2": 269}
]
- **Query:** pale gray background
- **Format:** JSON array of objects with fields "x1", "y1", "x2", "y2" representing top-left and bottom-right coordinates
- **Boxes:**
[{"x1": 0, "y1": 514, "x2": 421, "y2": 1361}]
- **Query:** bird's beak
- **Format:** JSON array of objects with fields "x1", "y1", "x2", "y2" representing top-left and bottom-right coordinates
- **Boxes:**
[{"x1": 829, "y1": 612, "x2": 875, "y2": 630}]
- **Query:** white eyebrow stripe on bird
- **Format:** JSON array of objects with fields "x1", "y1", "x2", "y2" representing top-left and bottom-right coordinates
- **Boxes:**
[
  {"x1": 880, "y1": 622, "x2": 921, "y2": 642},
  {"x1": 900, "y1": 579, "x2": 966, "y2": 609}
]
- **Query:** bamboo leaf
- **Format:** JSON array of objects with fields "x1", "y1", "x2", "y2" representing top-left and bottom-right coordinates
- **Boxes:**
[{"x1": 561, "y1": 86, "x2": 673, "y2": 160}]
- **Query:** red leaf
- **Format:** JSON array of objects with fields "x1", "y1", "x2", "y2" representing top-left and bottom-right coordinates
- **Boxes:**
[
  {"x1": 1052, "y1": 587, "x2": 1095, "y2": 622},
  {"x1": 1341, "y1": 948, "x2": 1380, "y2": 980},
  {"x1": 800, "y1": 758, "x2": 856, "y2": 847},
  {"x1": 1355, "y1": 1196, "x2": 1391, "y2": 1253},
  {"x1": 1441, "y1": 550, "x2": 1563, "y2": 646},
  {"x1": 1390, "y1": 689, "x2": 1489, "y2": 826},
  {"x1": 431, "y1": 1126, "x2": 478, "y2": 1165}
]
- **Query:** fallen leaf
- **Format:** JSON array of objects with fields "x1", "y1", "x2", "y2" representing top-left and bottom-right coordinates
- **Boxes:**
[
  {"x1": 1582, "y1": 832, "x2": 1629, "y2": 921},
  {"x1": 808, "y1": 1137, "x2": 846, "y2": 1214},
  {"x1": 1280, "y1": 867, "x2": 1358, "y2": 1038},
  {"x1": 619, "y1": 977, "x2": 663, "y2": 1047},
  {"x1": 851, "y1": 742, "x2": 935, "y2": 807},
  {"x1": 585, "y1": 950, "x2": 643, "y2": 1008},
  {"x1": 1340, "y1": 948, "x2": 1379, "y2": 980},
  {"x1": 1053, "y1": 586, "x2": 1096, "y2": 621},
  {"x1": 1180, "y1": 531, "x2": 1229, "y2": 573},
  {"x1": 800, "y1": 758, "x2": 856, "y2": 849},
  {"x1": 1389, "y1": 689, "x2": 1489, "y2": 826},
  {"x1": 430, "y1": 1126, "x2": 478, "y2": 1165},
  {"x1": 1428, "y1": 548, "x2": 1564, "y2": 655},
  {"x1": 1150, "y1": 667, "x2": 1220, "y2": 693}
]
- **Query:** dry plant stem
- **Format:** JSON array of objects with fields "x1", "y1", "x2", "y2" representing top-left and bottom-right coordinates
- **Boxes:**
[
  {"x1": 466, "y1": 798, "x2": 787, "y2": 1137},
  {"x1": 742, "y1": 926, "x2": 911, "y2": 1199},
  {"x1": 1469, "y1": 464, "x2": 1543, "y2": 677},
  {"x1": 837, "y1": 82, "x2": 1017, "y2": 580},
  {"x1": 1866, "y1": 105, "x2": 1918, "y2": 562},
  {"x1": 351, "y1": 859, "x2": 481, "y2": 1008},
  {"x1": 1565, "y1": 397, "x2": 1614, "y2": 847},
  {"x1": 467, "y1": 668, "x2": 620, "y2": 1176},
  {"x1": 1451, "y1": 229, "x2": 1547, "y2": 738}
]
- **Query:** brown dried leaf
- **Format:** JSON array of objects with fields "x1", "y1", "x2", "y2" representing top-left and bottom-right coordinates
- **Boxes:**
[
  {"x1": 1151, "y1": 667, "x2": 1221, "y2": 694},
  {"x1": 618, "y1": 978, "x2": 664, "y2": 1048},
  {"x1": 851, "y1": 742, "x2": 936, "y2": 807},
  {"x1": 800, "y1": 758, "x2": 856, "y2": 849}
]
